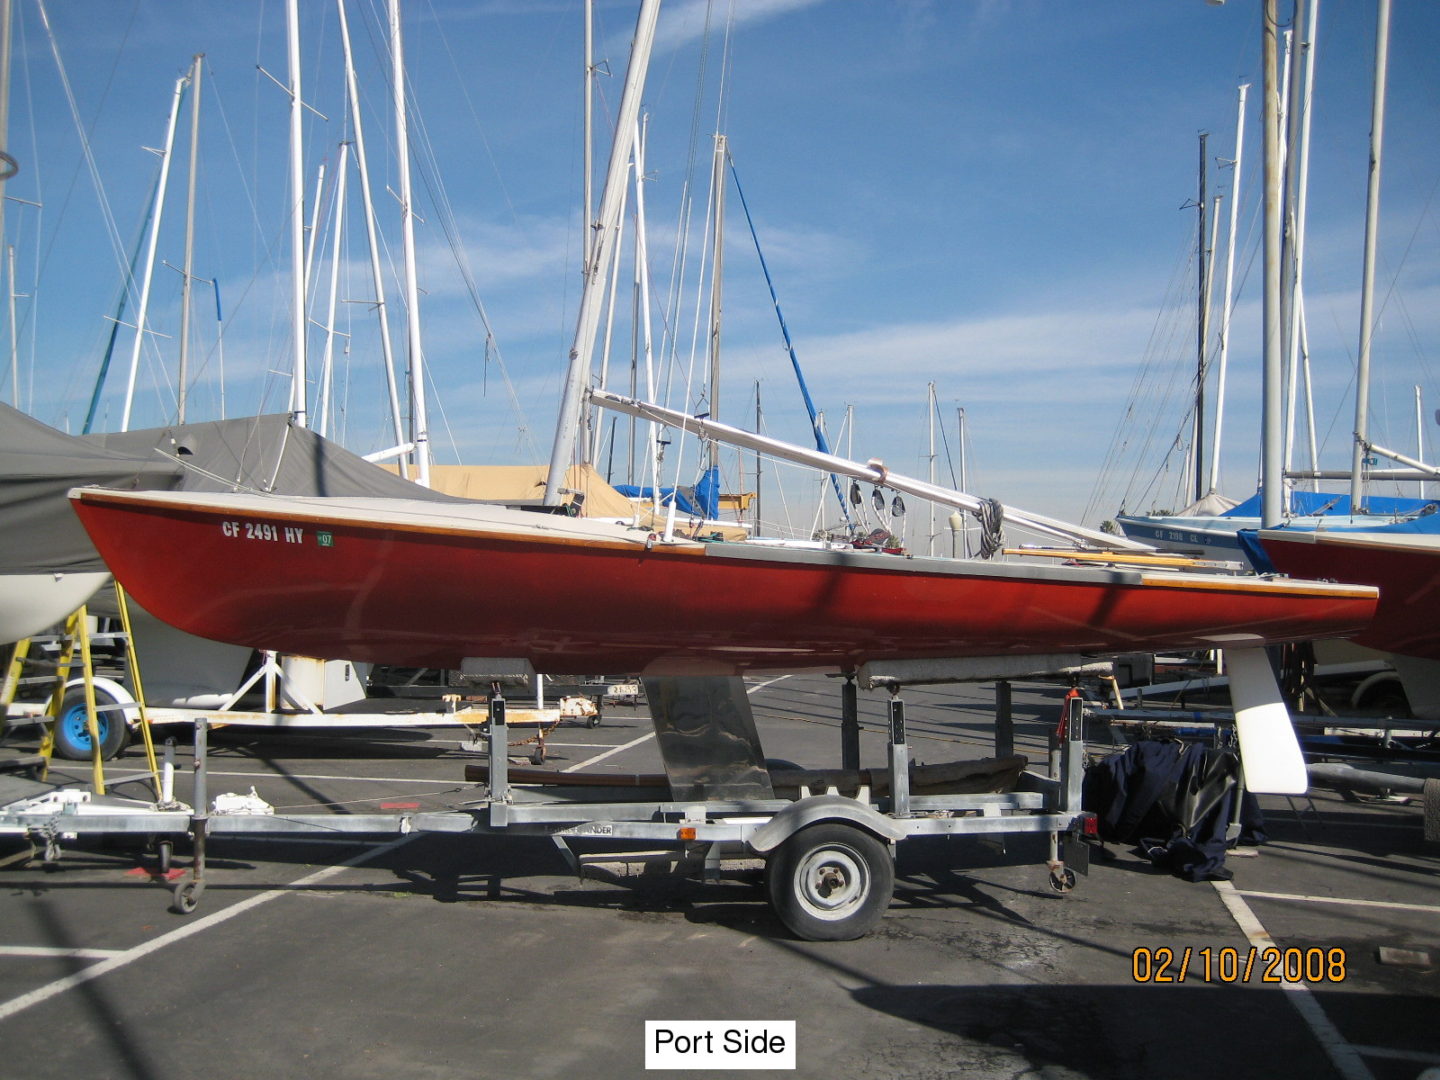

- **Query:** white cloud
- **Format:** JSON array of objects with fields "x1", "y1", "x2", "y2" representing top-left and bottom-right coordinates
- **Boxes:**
[{"x1": 633, "y1": 0, "x2": 828, "y2": 57}]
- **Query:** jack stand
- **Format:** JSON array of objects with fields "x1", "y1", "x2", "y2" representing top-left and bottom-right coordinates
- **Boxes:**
[
  {"x1": 1045, "y1": 689, "x2": 1088, "y2": 893},
  {"x1": 172, "y1": 718, "x2": 209, "y2": 914}
]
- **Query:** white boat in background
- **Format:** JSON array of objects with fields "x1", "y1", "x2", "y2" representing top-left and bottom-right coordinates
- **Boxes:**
[{"x1": 0, "y1": 401, "x2": 179, "y2": 643}]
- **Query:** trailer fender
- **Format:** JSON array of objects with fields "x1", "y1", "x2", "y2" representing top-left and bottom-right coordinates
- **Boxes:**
[{"x1": 746, "y1": 794, "x2": 906, "y2": 854}]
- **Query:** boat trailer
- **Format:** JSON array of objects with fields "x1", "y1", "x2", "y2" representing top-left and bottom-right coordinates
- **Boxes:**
[{"x1": 0, "y1": 672, "x2": 1096, "y2": 941}]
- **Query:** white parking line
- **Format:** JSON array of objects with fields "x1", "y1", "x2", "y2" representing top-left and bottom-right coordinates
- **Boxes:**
[
  {"x1": 560, "y1": 731, "x2": 655, "y2": 773},
  {"x1": 0, "y1": 947, "x2": 126, "y2": 961},
  {"x1": 745, "y1": 675, "x2": 792, "y2": 695},
  {"x1": 0, "y1": 834, "x2": 414, "y2": 1024},
  {"x1": 1212, "y1": 879, "x2": 1374, "y2": 1080},
  {"x1": 1234, "y1": 889, "x2": 1440, "y2": 915}
]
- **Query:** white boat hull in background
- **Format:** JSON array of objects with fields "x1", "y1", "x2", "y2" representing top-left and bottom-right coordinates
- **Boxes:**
[{"x1": 0, "y1": 571, "x2": 111, "y2": 643}]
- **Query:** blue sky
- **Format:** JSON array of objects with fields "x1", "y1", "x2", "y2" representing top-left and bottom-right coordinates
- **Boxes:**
[{"x1": 5, "y1": 0, "x2": 1438, "y2": 535}]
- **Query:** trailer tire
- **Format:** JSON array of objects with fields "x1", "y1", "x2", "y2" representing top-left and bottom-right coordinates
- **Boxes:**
[
  {"x1": 52, "y1": 686, "x2": 131, "y2": 761},
  {"x1": 765, "y1": 822, "x2": 893, "y2": 941},
  {"x1": 172, "y1": 878, "x2": 203, "y2": 915}
]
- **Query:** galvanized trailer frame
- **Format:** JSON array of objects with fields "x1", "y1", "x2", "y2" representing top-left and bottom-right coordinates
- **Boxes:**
[{"x1": 0, "y1": 683, "x2": 1095, "y2": 940}]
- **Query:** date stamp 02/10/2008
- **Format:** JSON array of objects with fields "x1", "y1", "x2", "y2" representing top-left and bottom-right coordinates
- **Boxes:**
[{"x1": 1131, "y1": 946, "x2": 1348, "y2": 985}]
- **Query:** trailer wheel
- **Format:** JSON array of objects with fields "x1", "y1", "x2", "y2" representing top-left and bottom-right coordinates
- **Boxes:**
[
  {"x1": 1048, "y1": 866, "x2": 1077, "y2": 894},
  {"x1": 52, "y1": 686, "x2": 130, "y2": 761},
  {"x1": 765, "y1": 823, "x2": 893, "y2": 941}
]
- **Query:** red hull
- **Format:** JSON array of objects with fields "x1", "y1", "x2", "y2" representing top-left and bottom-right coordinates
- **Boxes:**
[
  {"x1": 1258, "y1": 528, "x2": 1440, "y2": 660},
  {"x1": 70, "y1": 489, "x2": 1377, "y2": 675}
]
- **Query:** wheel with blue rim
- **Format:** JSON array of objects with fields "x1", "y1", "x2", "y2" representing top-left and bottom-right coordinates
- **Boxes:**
[{"x1": 52, "y1": 686, "x2": 130, "y2": 761}]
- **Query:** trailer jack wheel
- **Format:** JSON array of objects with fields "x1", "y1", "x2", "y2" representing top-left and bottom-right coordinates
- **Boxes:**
[
  {"x1": 765, "y1": 823, "x2": 894, "y2": 941},
  {"x1": 1048, "y1": 866, "x2": 1077, "y2": 894},
  {"x1": 172, "y1": 877, "x2": 204, "y2": 915}
]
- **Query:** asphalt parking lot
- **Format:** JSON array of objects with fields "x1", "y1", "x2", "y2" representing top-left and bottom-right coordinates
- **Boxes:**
[{"x1": 1, "y1": 674, "x2": 1436, "y2": 1080}]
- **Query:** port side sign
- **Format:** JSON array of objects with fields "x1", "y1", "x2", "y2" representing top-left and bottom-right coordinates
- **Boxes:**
[{"x1": 645, "y1": 1021, "x2": 795, "y2": 1070}]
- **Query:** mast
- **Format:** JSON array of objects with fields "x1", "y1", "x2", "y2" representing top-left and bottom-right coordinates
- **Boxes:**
[
  {"x1": 1192, "y1": 132, "x2": 1210, "y2": 503},
  {"x1": 927, "y1": 383, "x2": 937, "y2": 555},
  {"x1": 706, "y1": 133, "x2": 727, "y2": 473},
  {"x1": 286, "y1": 0, "x2": 307, "y2": 428},
  {"x1": 1283, "y1": 0, "x2": 1320, "y2": 488},
  {"x1": 1260, "y1": 0, "x2": 1284, "y2": 528},
  {"x1": 317, "y1": 141, "x2": 349, "y2": 438},
  {"x1": 545, "y1": 0, "x2": 662, "y2": 506},
  {"x1": 177, "y1": 54, "x2": 202, "y2": 424},
  {"x1": 582, "y1": 6, "x2": 616, "y2": 466},
  {"x1": 631, "y1": 118, "x2": 660, "y2": 495},
  {"x1": 956, "y1": 406, "x2": 970, "y2": 557},
  {"x1": 336, "y1": 0, "x2": 406, "y2": 456},
  {"x1": 1416, "y1": 386, "x2": 1427, "y2": 498},
  {"x1": 121, "y1": 74, "x2": 186, "y2": 432},
  {"x1": 0, "y1": 0, "x2": 11, "y2": 326},
  {"x1": 1349, "y1": 0, "x2": 1390, "y2": 511},
  {"x1": 1208, "y1": 83, "x2": 1248, "y2": 497},
  {"x1": 588, "y1": 161, "x2": 628, "y2": 468},
  {"x1": 583, "y1": 0, "x2": 594, "y2": 269},
  {"x1": 390, "y1": 0, "x2": 430, "y2": 486},
  {"x1": 588, "y1": 160, "x2": 627, "y2": 467},
  {"x1": 754, "y1": 381, "x2": 762, "y2": 533},
  {"x1": 6, "y1": 245, "x2": 15, "y2": 407}
]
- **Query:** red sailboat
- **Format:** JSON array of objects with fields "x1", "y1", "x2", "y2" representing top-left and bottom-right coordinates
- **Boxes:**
[
  {"x1": 1256, "y1": 526, "x2": 1440, "y2": 661},
  {"x1": 69, "y1": 484, "x2": 1376, "y2": 677}
]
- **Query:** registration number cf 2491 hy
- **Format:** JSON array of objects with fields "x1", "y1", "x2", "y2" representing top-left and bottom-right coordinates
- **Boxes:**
[
  {"x1": 219, "y1": 520, "x2": 336, "y2": 547},
  {"x1": 221, "y1": 520, "x2": 316, "y2": 545}
]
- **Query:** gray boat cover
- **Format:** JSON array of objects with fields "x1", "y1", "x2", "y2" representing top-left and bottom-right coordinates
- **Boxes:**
[
  {"x1": 86, "y1": 413, "x2": 462, "y2": 501},
  {"x1": 2, "y1": 406, "x2": 460, "y2": 575},
  {"x1": 0, "y1": 402, "x2": 181, "y2": 575}
]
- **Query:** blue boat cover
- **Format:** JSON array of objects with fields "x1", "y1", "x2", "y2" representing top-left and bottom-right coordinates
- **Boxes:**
[
  {"x1": 615, "y1": 466, "x2": 721, "y2": 519},
  {"x1": 1223, "y1": 489, "x2": 1439, "y2": 519}
]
